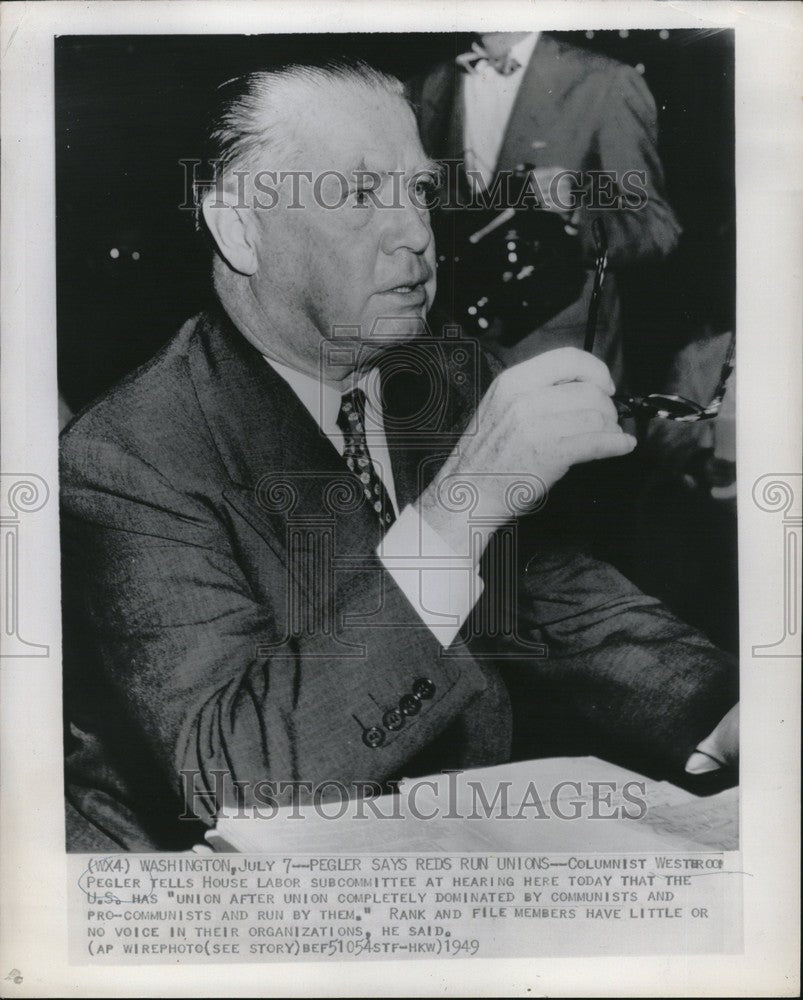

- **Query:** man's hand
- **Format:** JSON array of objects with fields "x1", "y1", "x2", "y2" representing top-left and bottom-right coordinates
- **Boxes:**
[{"x1": 418, "y1": 347, "x2": 636, "y2": 556}]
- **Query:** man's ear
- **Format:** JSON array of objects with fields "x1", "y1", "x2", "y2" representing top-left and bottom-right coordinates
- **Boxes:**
[{"x1": 201, "y1": 182, "x2": 258, "y2": 276}]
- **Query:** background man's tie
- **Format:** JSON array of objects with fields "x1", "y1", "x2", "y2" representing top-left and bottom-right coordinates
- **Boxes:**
[
  {"x1": 455, "y1": 41, "x2": 522, "y2": 76},
  {"x1": 337, "y1": 388, "x2": 396, "y2": 532}
]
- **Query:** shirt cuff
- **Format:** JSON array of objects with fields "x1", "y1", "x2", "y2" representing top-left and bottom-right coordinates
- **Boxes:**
[{"x1": 377, "y1": 504, "x2": 483, "y2": 648}]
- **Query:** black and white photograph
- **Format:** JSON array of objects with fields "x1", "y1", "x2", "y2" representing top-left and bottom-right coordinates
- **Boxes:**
[
  {"x1": 57, "y1": 25, "x2": 741, "y2": 855},
  {"x1": 0, "y1": 1, "x2": 800, "y2": 996}
]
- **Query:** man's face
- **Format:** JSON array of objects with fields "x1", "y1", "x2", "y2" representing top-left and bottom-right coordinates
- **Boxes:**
[{"x1": 247, "y1": 80, "x2": 438, "y2": 376}]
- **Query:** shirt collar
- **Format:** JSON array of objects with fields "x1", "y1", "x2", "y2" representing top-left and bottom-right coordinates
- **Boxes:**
[{"x1": 262, "y1": 355, "x2": 381, "y2": 447}]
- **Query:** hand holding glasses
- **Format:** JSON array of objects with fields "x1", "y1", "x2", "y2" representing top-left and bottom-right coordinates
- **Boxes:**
[{"x1": 584, "y1": 219, "x2": 735, "y2": 423}]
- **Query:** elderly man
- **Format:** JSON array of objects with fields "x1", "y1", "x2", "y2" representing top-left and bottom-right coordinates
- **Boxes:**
[{"x1": 61, "y1": 62, "x2": 736, "y2": 852}]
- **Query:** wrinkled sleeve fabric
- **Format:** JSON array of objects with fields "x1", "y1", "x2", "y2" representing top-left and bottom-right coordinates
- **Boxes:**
[{"x1": 507, "y1": 544, "x2": 737, "y2": 777}]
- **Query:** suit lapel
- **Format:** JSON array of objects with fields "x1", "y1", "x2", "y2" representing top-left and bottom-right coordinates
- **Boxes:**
[
  {"x1": 186, "y1": 310, "x2": 490, "y2": 546},
  {"x1": 382, "y1": 335, "x2": 495, "y2": 511},
  {"x1": 495, "y1": 34, "x2": 574, "y2": 173},
  {"x1": 188, "y1": 309, "x2": 383, "y2": 554}
]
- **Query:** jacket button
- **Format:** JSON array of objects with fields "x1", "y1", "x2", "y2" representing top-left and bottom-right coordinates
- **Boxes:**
[
  {"x1": 399, "y1": 694, "x2": 421, "y2": 716},
  {"x1": 412, "y1": 677, "x2": 436, "y2": 700},
  {"x1": 383, "y1": 708, "x2": 404, "y2": 731},
  {"x1": 362, "y1": 726, "x2": 385, "y2": 748}
]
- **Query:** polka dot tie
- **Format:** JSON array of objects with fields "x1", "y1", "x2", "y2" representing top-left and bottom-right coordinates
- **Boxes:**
[{"x1": 336, "y1": 388, "x2": 396, "y2": 533}]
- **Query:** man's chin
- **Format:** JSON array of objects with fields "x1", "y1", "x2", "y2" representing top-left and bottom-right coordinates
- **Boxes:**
[
  {"x1": 355, "y1": 312, "x2": 431, "y2": 349},
  {"x1": 319, "y1": 310, "x2": 432, "y2": 377}
]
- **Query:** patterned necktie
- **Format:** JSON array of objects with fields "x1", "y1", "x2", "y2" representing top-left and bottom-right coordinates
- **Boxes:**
[
  {"x1": 337, "y1": 388, "x2": 396, "y2": 532},
  {"x1": 455, "y1": 41, "x2": 522, "y2": 77}
]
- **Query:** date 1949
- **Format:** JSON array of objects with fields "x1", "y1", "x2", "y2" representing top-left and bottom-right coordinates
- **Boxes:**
[{"x1": 444, "y1": 938, "x2": 480, "y2": 956}]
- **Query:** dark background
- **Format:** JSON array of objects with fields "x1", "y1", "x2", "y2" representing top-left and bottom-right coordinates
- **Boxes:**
[{"x1": 56, "y1": 29, "x2": 735, "y2": 413}]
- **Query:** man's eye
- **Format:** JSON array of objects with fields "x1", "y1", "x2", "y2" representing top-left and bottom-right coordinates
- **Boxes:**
[{"x1": 414, "y1": 177, "x2": 440, "y2": 209}]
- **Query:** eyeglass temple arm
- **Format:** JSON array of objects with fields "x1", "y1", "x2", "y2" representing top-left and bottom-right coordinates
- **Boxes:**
[
  {"x1": 583, "y1": 219, "x2": 608, "y2": 353},
  {"x1": 703, "y1": 335, "x2": 737, "y2": 411}
]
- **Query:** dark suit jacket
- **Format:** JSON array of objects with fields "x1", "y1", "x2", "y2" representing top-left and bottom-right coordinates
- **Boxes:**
[
  {"x1": 60, "y1": 307, "x2": 736, "y2": 851},
  {"x1": 408, "y1": 33, "x2": 682, "y2": 371}
]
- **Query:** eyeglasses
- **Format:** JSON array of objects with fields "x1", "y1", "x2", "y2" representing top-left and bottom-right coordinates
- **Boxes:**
[
  {"x1": 613, "y1": 335, "x2": 735, "y2": 421},
  {"x1": 584, "y1": 219, "x2": 735, "y2": 422}
]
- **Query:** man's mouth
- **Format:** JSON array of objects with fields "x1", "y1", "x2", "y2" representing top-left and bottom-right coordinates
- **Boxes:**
[{"x1": 384, "y1": 277, "x2": 429, "y2": 296}]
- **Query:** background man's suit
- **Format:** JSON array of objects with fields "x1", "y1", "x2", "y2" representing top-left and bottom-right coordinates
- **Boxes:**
[
  {"x1": 408, "y1": 33, "x2": 682, "y2": 374},
  {"x1": 61, "y1": 308, "x2": 736, "y2": 851}
]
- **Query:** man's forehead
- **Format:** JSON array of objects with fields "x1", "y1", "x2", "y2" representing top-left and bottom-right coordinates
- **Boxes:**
[
  {"x1": 293, "y1": 80, "x2": 427, "y2": 173},
  {"x1": 343, "y1": 150, "x2": 436, "y2": 179}
]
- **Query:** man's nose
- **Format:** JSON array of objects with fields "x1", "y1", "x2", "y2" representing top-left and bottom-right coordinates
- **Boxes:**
[{"x1": 381, "y1": 195, "x2": 432, "y2": 255}]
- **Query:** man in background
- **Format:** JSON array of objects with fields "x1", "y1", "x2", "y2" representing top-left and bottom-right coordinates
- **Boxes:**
[{"x1": 409, "y1": 31, "x2": 681, "y2": 378}]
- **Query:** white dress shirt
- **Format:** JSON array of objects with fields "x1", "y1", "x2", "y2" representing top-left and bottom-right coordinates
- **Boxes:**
[
  {"x1": 263, "y1": 356, "x2": 483, "y2": 648},
  {"x1": 463, "y1": 32, "x2": 540, "y2": 189}
]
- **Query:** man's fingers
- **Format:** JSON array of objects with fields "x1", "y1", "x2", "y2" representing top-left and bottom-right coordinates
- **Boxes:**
[
  {"x1": 542, "y1": 382, "x2": 620, "y2": 424},
  {"x1": 553, "y1": 408, "x2": 622, "y2": 437},
  {"x1": 502, "y1": 347, "x2": 615, "y2": 394},
  {"x1": 562, "y1": 431, "x2": 637, "y2": 465}
]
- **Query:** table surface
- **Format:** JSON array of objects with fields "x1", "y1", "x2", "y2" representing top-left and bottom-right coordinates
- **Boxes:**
[{"x1": 206, "y1": 756, "x2": 739, "y2": 855}]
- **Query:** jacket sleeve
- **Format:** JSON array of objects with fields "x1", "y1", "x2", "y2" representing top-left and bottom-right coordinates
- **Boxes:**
[
  {"x1": 506, "y1": 544, "x2": 737, "y2": 777},
  {"x1": 578, "y1": 65, "x2": 682, "y2": 267},
  {"x1": 61, "y1": 436, "x2": 490, "y2": 827}
]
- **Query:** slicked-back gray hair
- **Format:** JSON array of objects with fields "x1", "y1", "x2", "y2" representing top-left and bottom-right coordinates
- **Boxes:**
[{"x1": 208, "y1": 60, "x2": 408, "y2": 177}]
